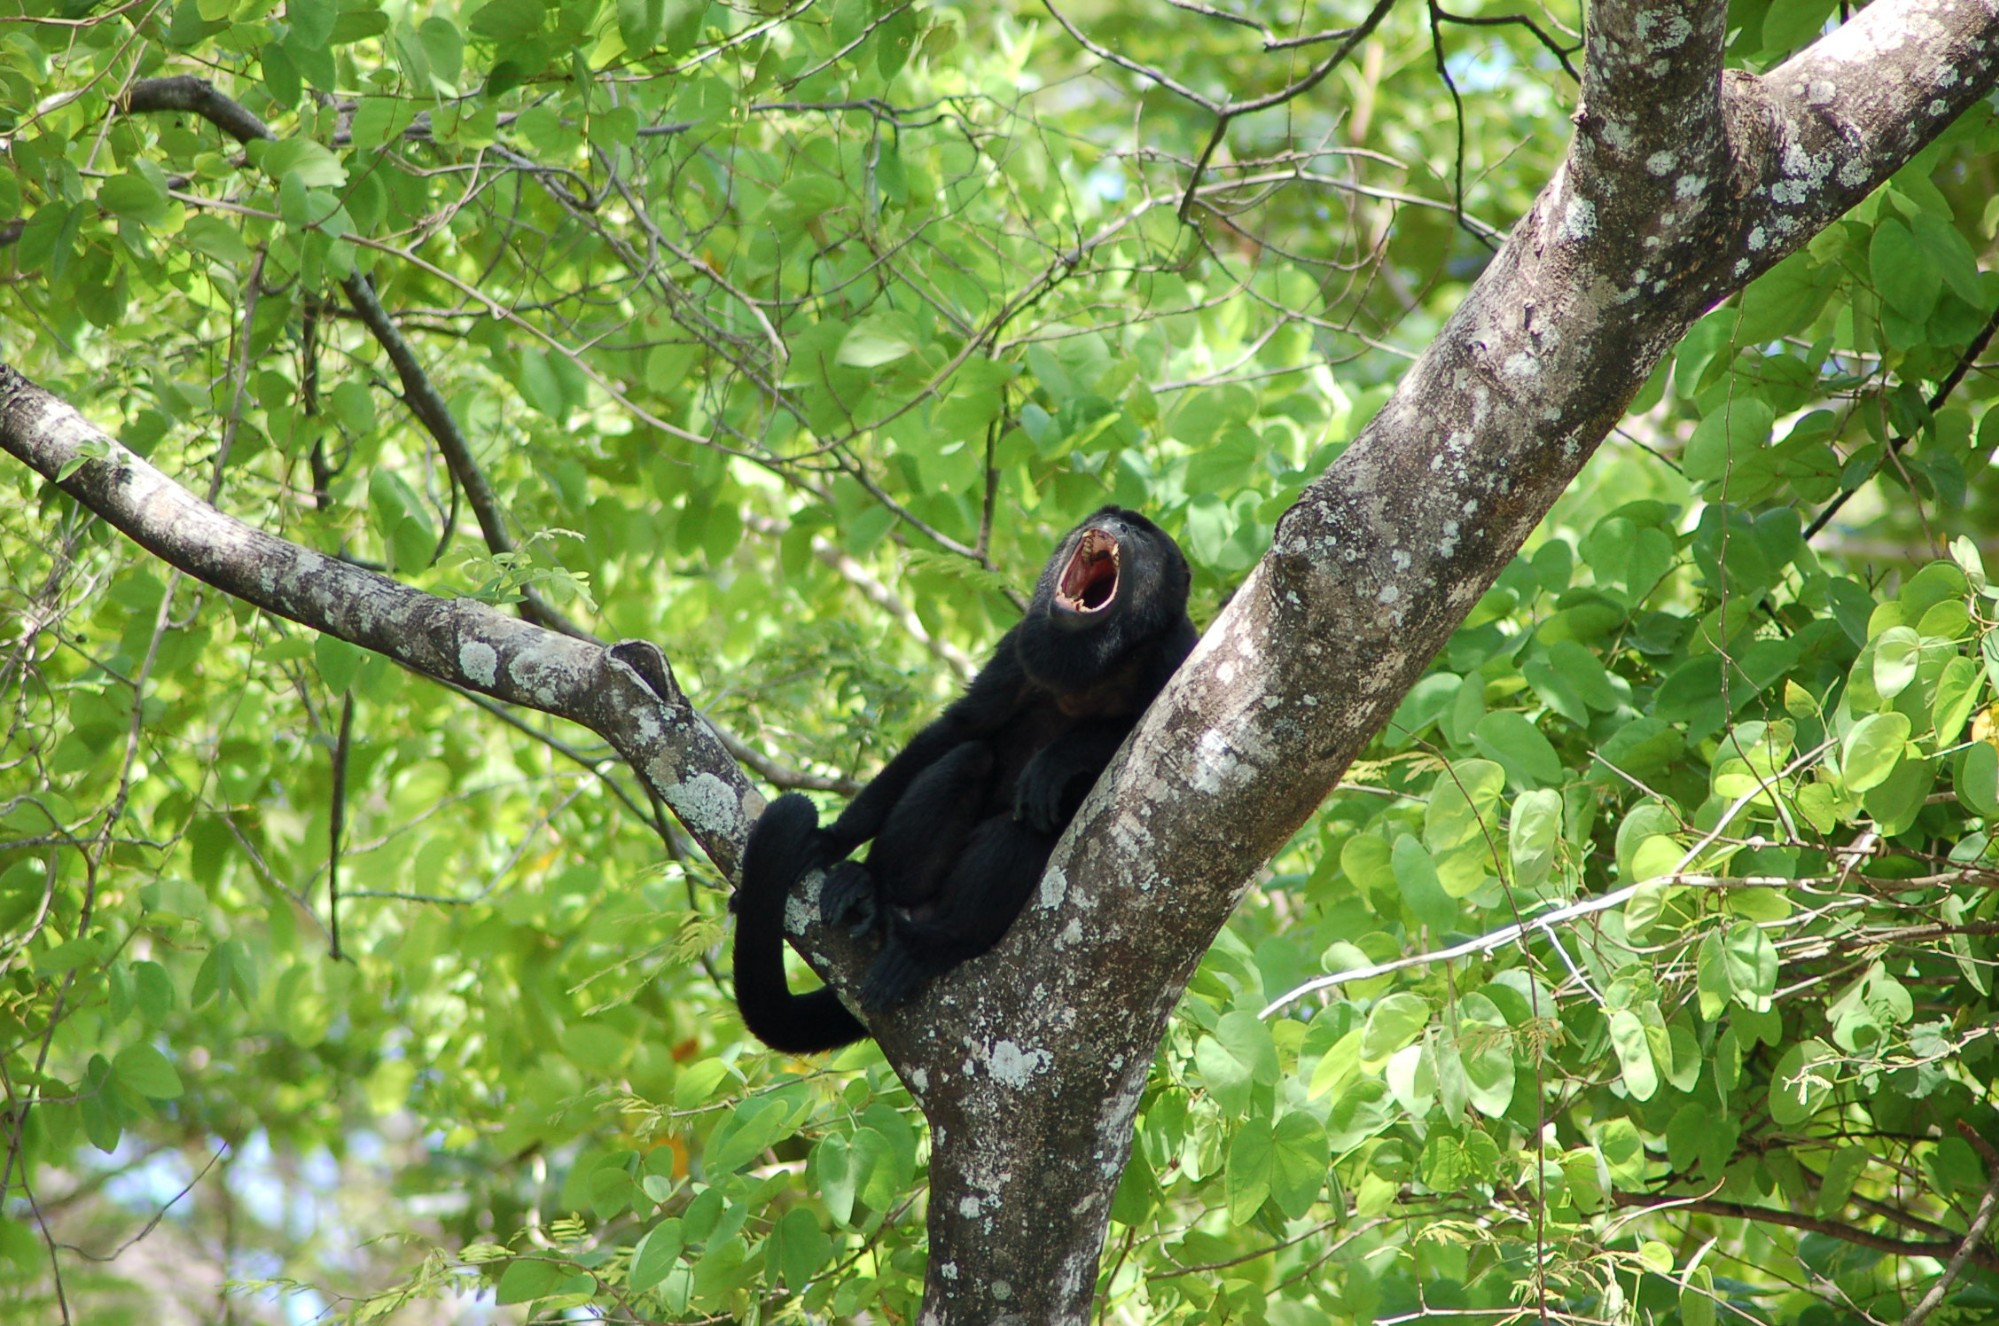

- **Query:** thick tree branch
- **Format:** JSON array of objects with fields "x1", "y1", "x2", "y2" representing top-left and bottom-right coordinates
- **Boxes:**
[{"x1": 0, "y1": 366, "x2": 758, "y2": 880}]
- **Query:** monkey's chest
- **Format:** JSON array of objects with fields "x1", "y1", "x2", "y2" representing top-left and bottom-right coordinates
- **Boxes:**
[{"x1": 981, "y1": 681, "x2": 1137, "y2": 814}]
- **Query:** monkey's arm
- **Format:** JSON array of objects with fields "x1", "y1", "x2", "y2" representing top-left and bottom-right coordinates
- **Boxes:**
[
  {"x1": 1011, "y1": 719, "x2": 1132, "y2": 833},
  {"x1": 823, "y1": 631, "x2": 1024, "y2": 852}
]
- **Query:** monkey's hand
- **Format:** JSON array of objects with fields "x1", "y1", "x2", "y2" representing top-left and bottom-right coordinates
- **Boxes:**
[
  {"x1": 1013, "y1": 752, "x2": 1083, "y2": 834},
  {"x1": 818, "y1": 860, "x2": 878, "y2": 935}
]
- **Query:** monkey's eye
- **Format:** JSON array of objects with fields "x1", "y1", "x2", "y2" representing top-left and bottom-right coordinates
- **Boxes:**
[{"x1": 1056, "y1": 528, "x2": 1121, "y2": 613}]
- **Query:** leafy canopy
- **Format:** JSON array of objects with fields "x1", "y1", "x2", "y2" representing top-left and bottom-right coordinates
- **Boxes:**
[{"x1": 2, "y1": 0, "x2": 1998, "y2": 1322}]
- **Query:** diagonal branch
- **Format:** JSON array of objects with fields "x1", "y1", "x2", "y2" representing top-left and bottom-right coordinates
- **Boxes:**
[{"x1": 0, "y1": 365, "x2": 758, "y2": 880}]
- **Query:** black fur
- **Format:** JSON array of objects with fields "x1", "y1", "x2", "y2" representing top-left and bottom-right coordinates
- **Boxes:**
[{"x1": 732, "y1": 507, "x2": 1196, "y2": 1052}]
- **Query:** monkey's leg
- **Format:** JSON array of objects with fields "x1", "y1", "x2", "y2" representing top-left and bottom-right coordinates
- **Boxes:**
[
  {"x1": 862, "y1": 814, "x2": 1054, "y2": 1012},
  {"x1": 823, "y1": 740, "x2": 993, "y2": 932}
]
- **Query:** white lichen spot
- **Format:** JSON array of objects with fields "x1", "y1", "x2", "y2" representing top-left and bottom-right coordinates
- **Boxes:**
[
  {"x1": 1503, "y1": 352, "x2": 1540, "y2": 380},
  {"x1": 1635, "y1": 9, "x2": 1692, "y2": 47},
  {"x1": 1060, "y1": 917, "x2": 1083, "y2": 945},
  {"x1": 992, "y1": 1282, "x2": 1013, "y2": 1301},
  {"x1": 1560, "y1": 195, "x2": 1596, "y2": 241},
  {"x1": 1378, "y1": 584, "x2": 1401, "y2": 605},
  {"x1": 1674, "y1": 174, "x2": 1707, "y2": 200},
  {"x1": 1390, "y1": 548, "x2": 1411, "y2": 571},
  {"x1": 1631, "y1": 267, "x2": 1649, "y2": 285},
  {"x1": 662, "y1": 771, "x2": 740, "y2": 837},
  {"x1": 459, "y1": 641, "x2": 499, "y2": 688},
  {"x1": 1837, "y1": 158, "x2": 1871, "y2": 188},
  {"x1": 1191, "y1": 726, "x2": 1249, "y2": 794},
  {"x1": 1644, "y1": 150, "x2": 1677, "y2": 176},
  {"x1": 1806, "y1": 79, "x2": 1836, "y2": 104},
  {"x1": 1462, "y1": 498, "x2": 1479, "y2": 516},
  {"x1": 940, "y1": 1262, "x2": 959, "y2": 1281},
  {"x1": 989, "y1": 1040, "x2": 1052, "y2": 1087},
  {"x1": 910, "y1": 1068, "x2": 928, "y2": 1092},
  {"x1": 1038, "y1": 865, "x2": 1068, "y2": 911},
  {"x1": 1733, "y1": 258, "x2": 1750, "y2": 277},
  {"x1": 1600, "y1": 119, "x2": 1633, "y2": 151},
  {"x1": 959, "y1": 1196, "x2": 981, "y2": 1218},
  {"x1": 1216, "y1": 659, "x2": 1236, "y2": 684}
]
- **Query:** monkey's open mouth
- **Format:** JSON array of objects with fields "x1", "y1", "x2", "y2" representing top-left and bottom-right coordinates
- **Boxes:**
[{"x1": 1055, "y1": 527, "x2": 1121, "y2": 613}]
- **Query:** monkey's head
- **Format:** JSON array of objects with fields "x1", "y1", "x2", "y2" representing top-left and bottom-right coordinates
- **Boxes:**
[{"x1": 1016, "y1": 506, "x2": 1191, "y2": 693}]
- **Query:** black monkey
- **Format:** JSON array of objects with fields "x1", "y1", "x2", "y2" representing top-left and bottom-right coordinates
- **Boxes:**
[{"x1": 732, "y1": 507, "x2": 1197, "y2": 1053}]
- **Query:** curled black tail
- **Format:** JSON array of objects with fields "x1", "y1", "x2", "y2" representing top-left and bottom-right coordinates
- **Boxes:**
[{"x1": 732, "y1": 793, "x2": 869, "y2": 1053}]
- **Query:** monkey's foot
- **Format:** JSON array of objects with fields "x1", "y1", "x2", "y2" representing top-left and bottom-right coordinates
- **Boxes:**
[
  {"x1": 859, "y1": 945, "x2": 928, "y2": 1013},
  {"x1": 818, "y1": 861, "x2": 877, "y2": 934}
]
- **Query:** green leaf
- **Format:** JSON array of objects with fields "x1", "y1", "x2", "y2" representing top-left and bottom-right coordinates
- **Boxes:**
[
  {"x1": 1424, "y1": 759, "x2": 1505, "y2": 851},
  {"x1": 1959, "y1": 740, "x2": 1999, "y2": 817},
  {"x1": 1760, "y1": 0, "x2": 1835, "y2": 52},
  {"x1": 1768, "y1": 1038, "x2": 1837, "y2": 1126},
  {"x1": 112, "y1": 1043, "x2": 184, "y2": 1100},
  {"x1": 1683, "y1": 398, "x2": 1775, "y2": 484},
  {"x1": 1391, "y1": 834, "x2": 1456, "y2": 933},
  {"x1": 99, "y1": 169, "x2": 170, "y2": 226},
  {"x1": 1470, "y1": 711, "x2": 1563, "y2": 789},
  {"x1": 182, "y1": 215, "x2": 252, "y2": 265},
  {"x1": 1870, "y1": 626, "x2": 1920, "y2": 700},
  {"x1": 1506, "y1": 787, "x2": 1561, "y2": 893},
  {"x1": 629, "y1": 1218, "x2": 684, "y2": 1292},
  {"x1": 288, "y1": 0, "x2": 336, "y2": 48},
  {"x1": 1225, "y1": 1117, "x2": 1272, "y2": 1225},
  {"x1": 1456, "y1": 993, "x2": 1515, "y2": 1117},
  {"x1": 1267, "y1": 1113, "x2": 1329, "y2": 1217},
  {"x1": 1418, "y1": 1125, "x2": 1500, "y2": 1192},
  {"x1": 1360, "y1": 992, "x2": 1431, "y2": 1064},
  {"x1": 255, "y1": 137, "x2": 348, "y2": 189},
  {"x1": 768, "y1": 1207, "x2": 830, "y2": 1288},
  {"x1": 812, "y1": 1133, "x2": 856, "y2": 1226},
  {"x1": 468, "y1": 0, "x2": 547, "y2": 42},
  {"x1": 1726, "y1": 921, "x2": 1779, "y2": 1011},
  {"x1": 1607, "y1": 1008, "x2": 1658, "y2": 1101},
  {"x1": 1870, "y1": 218, "x2": 1941, "y2": 322},
  {"x1": 1934, "y1": 655, "x2": 1981, "y2": 745},
  {"x1": 495, "y1": 1257, "x2": 567, "y2": 1305},
  {"x1": 618, "y1": 0, "x2": 667, "y2": 50},
  {"x1": 1841, "y1": 711, "x2": 1910, "y2": 792},
  {"x1": 835, "y1": 322, "x2": 917, "y2": 368}
]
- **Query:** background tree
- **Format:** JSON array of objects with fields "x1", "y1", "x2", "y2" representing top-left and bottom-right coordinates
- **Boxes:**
[{"x1": 3, "y1": 0, "x2": 1999, "y2": 1323}]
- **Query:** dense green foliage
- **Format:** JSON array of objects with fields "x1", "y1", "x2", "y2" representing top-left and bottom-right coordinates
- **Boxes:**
[{"x1": 2, "y1": 0, "x2": 1997, "y2": 1321}]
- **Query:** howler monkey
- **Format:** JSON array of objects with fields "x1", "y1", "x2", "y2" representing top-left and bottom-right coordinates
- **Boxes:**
[{"x1": 732, "y1": 507, "x2": 1197, "y2": 1053}]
